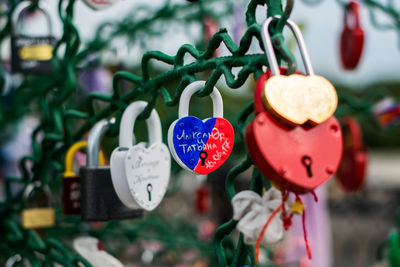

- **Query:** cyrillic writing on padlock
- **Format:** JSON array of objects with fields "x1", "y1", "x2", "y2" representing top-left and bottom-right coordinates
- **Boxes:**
[
  {"x1": 168, "y1": 81, "x2": 234, "y2": 175},
  {"x1": 260, "y1": 16, "x2": 337, "y2": 126},
  {"x1": 110, "y1": 101, "x2": 171, "y2": 211}
]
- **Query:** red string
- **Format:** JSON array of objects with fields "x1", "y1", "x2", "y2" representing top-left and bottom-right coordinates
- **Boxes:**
[
  {"x1": 302, "y1": 207, "x2": 312, "y2": 259},
  {"x1": 311, "y1": 190, "x2": 318, "y2": 202},
  {"x1": 254, "y1": 205, "x2": 282, "y2": 264},
  {"x1": 281, "y1": 189, "x2": 292, "y2": 230}
]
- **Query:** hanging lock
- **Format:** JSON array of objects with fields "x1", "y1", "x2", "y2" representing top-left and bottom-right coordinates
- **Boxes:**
[
  {"x1": 260, "y1": 16, "x2": 337, "y2": 125},
  {"x1": 336, "y1": 117, "x2": 368, "y2": 191},
  {"x1": 246, "y1": 34, "x2": 343, "y2": 193},
  {"x1": 11, "y1": 2, "x2": 56, "y2": 74},
  {"x1": 62, "y1": 141, "x2": 105, "y2": 215},
  {"x1": 82, "y1": 0, "x2": 119, "y2": 11},
  {"x1": 168, "y1": 81, "x2": 234, "y2": 175},
  {"x1": 110, "y1": 101, "x2": 171, "y2": 211},
  {"x1": 246, "y1": 88, "x2": 343, "y2": 193},
  {"x1": 80, "y1": 118, "x2": 143, "y2": 221},
  {"x1": 340, "y1": 1, "x2": 365, "y2": 70},
  {"x1": 21, "y1": 182, "x2": 55, "y2": 229}
]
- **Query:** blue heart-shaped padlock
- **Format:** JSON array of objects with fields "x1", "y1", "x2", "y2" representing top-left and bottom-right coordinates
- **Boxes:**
[{"x1": 168, "y1": 81, "x2": 234, "y2": 175}]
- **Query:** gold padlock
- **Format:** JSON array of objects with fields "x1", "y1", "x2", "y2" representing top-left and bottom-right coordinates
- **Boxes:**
[
  {"x1": 19, "y1": 44, "x2": 53, "y2": 61},
  {"x1": 21, "y1": 181, "x2": 55, "y2": 229}
]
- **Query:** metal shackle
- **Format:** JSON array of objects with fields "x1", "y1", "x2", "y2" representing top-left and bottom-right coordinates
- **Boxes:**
[
  {"x1": 119, "y1": 101, "x2": 162, "y2": 148},
  {"x1": 87, "y1": 118, "x2": 115, "y2": 167},
  {"x1": 12, "y1": 1, "x2": 53, "y2": 35},
  {"x1": 261, "y1": 15, "x2": 314, "y2": 76},
  {"x1": 178, "y1": 81, "x2": 224, "y2": 118},
  {"x1": 23, "y1": 181, "x2": 52, "y2": 206},
  {"x1": 63, "y1": 141, "x2": 105, "y2": 177}
]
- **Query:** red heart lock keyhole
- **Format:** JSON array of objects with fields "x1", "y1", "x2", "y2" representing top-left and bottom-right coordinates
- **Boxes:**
[
  {"x1": 340, "y1": 1, "x2": 365, "y2": 70},
  {"x1": 246, "y1": 70, "x2": 343, "y2": 193},
  {"x1": 336, "y1": 117, "x2": 368, "y2": 191}
]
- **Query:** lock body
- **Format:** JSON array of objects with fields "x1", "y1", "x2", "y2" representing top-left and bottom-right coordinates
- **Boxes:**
[
  {"x1": 340, "y1": 1, "x2": 365, "y2": 70},
  {"x1": 80, "y1": 166, "x2": 143, "y2": 221},
  {"x1": 11, "y1": 35, "x2": 56, "y2": 74},
  {"x1": 246, "y1": 111, "x2": 343, "y2": 193},
  {"x1": 247, "y1": 72, "x2": 343, "y2": 193},
  {"x1": 62, "y1": 176, "x2": 81, "y2": 215},
  {"x1": 336, "y1": 117, "x2": 367, "y2": 191},
  {"x1": 340, "y1": 28, "x2": 364, "y2": 70},
  {"x1": 22, "y1": 208, "x2": 55, "y2": 229}
]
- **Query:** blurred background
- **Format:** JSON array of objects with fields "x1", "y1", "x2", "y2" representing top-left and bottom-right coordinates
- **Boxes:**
[{"x1": 1, "y1": 0, "x2": 400, "y2": 266}]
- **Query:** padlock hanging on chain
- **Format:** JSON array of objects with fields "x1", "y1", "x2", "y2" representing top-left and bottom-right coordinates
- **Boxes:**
[
  {"x1": 11, "y1": 1, "x2": 56, "y2": 74},
  {"x1": 110, "y1": 101, "x2": 171, "y2": 211},
  {"x1": 246, "y1": 17, "x2": 343, "y2": 194},
  {"x1": 80, "y1": 118, "x2": 143, "y2": 221},
  {"x1": 340, "y1": 1, "x2": 365, "y2": 70},
  {"x1": 62, "y1": 141, "x2": 105, "y2": 216},
  {"x1": 168, "y1": 81, "x2": 234, "y2": 175},
  {"x1": 336, "y1": 117, "x2": 368, "y2": 191},
  {"x1": 21, "y1": 181, "x2": 55, "y2": 229},
  {"x1": 260, "y1": 15, "x2": 338, "y2": 126}
]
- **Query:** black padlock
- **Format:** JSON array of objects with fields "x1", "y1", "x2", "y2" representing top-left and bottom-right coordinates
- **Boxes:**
[
  {"x1": 11, "y1": 2, "x2": 56, "y2": 74},
  {"x1": 80, "y1": 118, "x2": 143, "y2": 221}
]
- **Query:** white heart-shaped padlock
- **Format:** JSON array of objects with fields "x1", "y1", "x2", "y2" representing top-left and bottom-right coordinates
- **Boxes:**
[
  {"x1": 110, "y1": 101, "x2": 171, "y2": 211},
  {"x1": 82, "y1": 0, "x2": 119, "y2": 11}
]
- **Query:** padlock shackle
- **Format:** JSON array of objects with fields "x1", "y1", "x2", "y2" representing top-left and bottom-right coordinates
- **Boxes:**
[
  {"x1": 261, "y1": 15, "x2": 314, "y2": 76},
  {"x1": 178, "y1": 81, "x2": 223, "y2": 118},
  {"x1": 87, "y1": 118, "x2": 115, "y2": 167},
  {"x1": 23, "y1": 181, "x2": 51, "y2": 202},
  {"x1": 12, "y1": 1, "x2": 53, "y2": 36},
  {"x1": 64, "y1": 141, "x2": 105, "y2": 177},
  {"x1": 119, "y1": 101, "x2": 162, "y2": 148},
  {"x1": 344, "y1": 1, "x2": 361, "y2": 30}
]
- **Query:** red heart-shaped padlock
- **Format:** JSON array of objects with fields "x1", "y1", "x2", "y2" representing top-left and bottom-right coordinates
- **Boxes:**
[
  {"x1": 246, "y1": 71, "x2": 343, "y2": 193},
  {"x1": 336, "y1": 117, "x2": 368, "y2": 191},
  {"x1": 340, "y1": 1, "x2": 365, "y2": 70}
]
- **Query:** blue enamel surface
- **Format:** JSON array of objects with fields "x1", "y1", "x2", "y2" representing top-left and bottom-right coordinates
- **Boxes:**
[{"x1": 172, "y1": 116, "x2": 216, "y2": 170}]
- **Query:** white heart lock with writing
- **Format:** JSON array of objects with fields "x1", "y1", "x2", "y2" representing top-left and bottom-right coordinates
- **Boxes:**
[{"x1": 110, "y1": 101, "x2": 170, "y2": 211}]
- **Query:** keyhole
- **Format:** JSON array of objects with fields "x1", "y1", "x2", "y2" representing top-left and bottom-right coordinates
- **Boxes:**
[
  {"x1": 147, "y1": 183, "x2": 153, "y2": 201},
  {"x1": 301, "y1": 156, "x2": 313, "y2": 178},
  {"x1": 200, "y1": 151, "x2": 208, "y2": 166}
]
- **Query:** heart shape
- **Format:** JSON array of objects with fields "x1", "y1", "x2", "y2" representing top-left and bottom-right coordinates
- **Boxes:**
[
  {"x1": 340, "y1": 1, "x2": 365, "y2": 70},
  {"x1": 246, "y1": 111, "x2": 343, "y2": 193},
  {"x1": 168, "y1": 116, "x2": 234, "y2": 175},
  {"x1": 336, "y1": 117, "x2": 367, "y2": 191},
  {"x1": 262, "y1": 74, "x2": 338, "y2": 125},
  {"x1": 124, "y1": 144, "x2": 170, "y2": 211},
  {"x1": 82, "y1": 0, "x2": 117, "y2": 10}
]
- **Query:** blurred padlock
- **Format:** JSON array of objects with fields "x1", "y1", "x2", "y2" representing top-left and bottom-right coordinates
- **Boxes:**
[
  {"x1": 11, "y1": 2, "x2": 56, "y2": 74},
  {"x1": 80, "y1": 118, "x2": 143, "y2": 221},
  {"x1": 21, "y1": 181, "x2": 55, "y2": 229},
  {"x1": 340, "y1": 1, "x2": 365, "y2": 70},
  {"x1": 63, "y1": 141, "x2": 105, "y2": 215}
]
